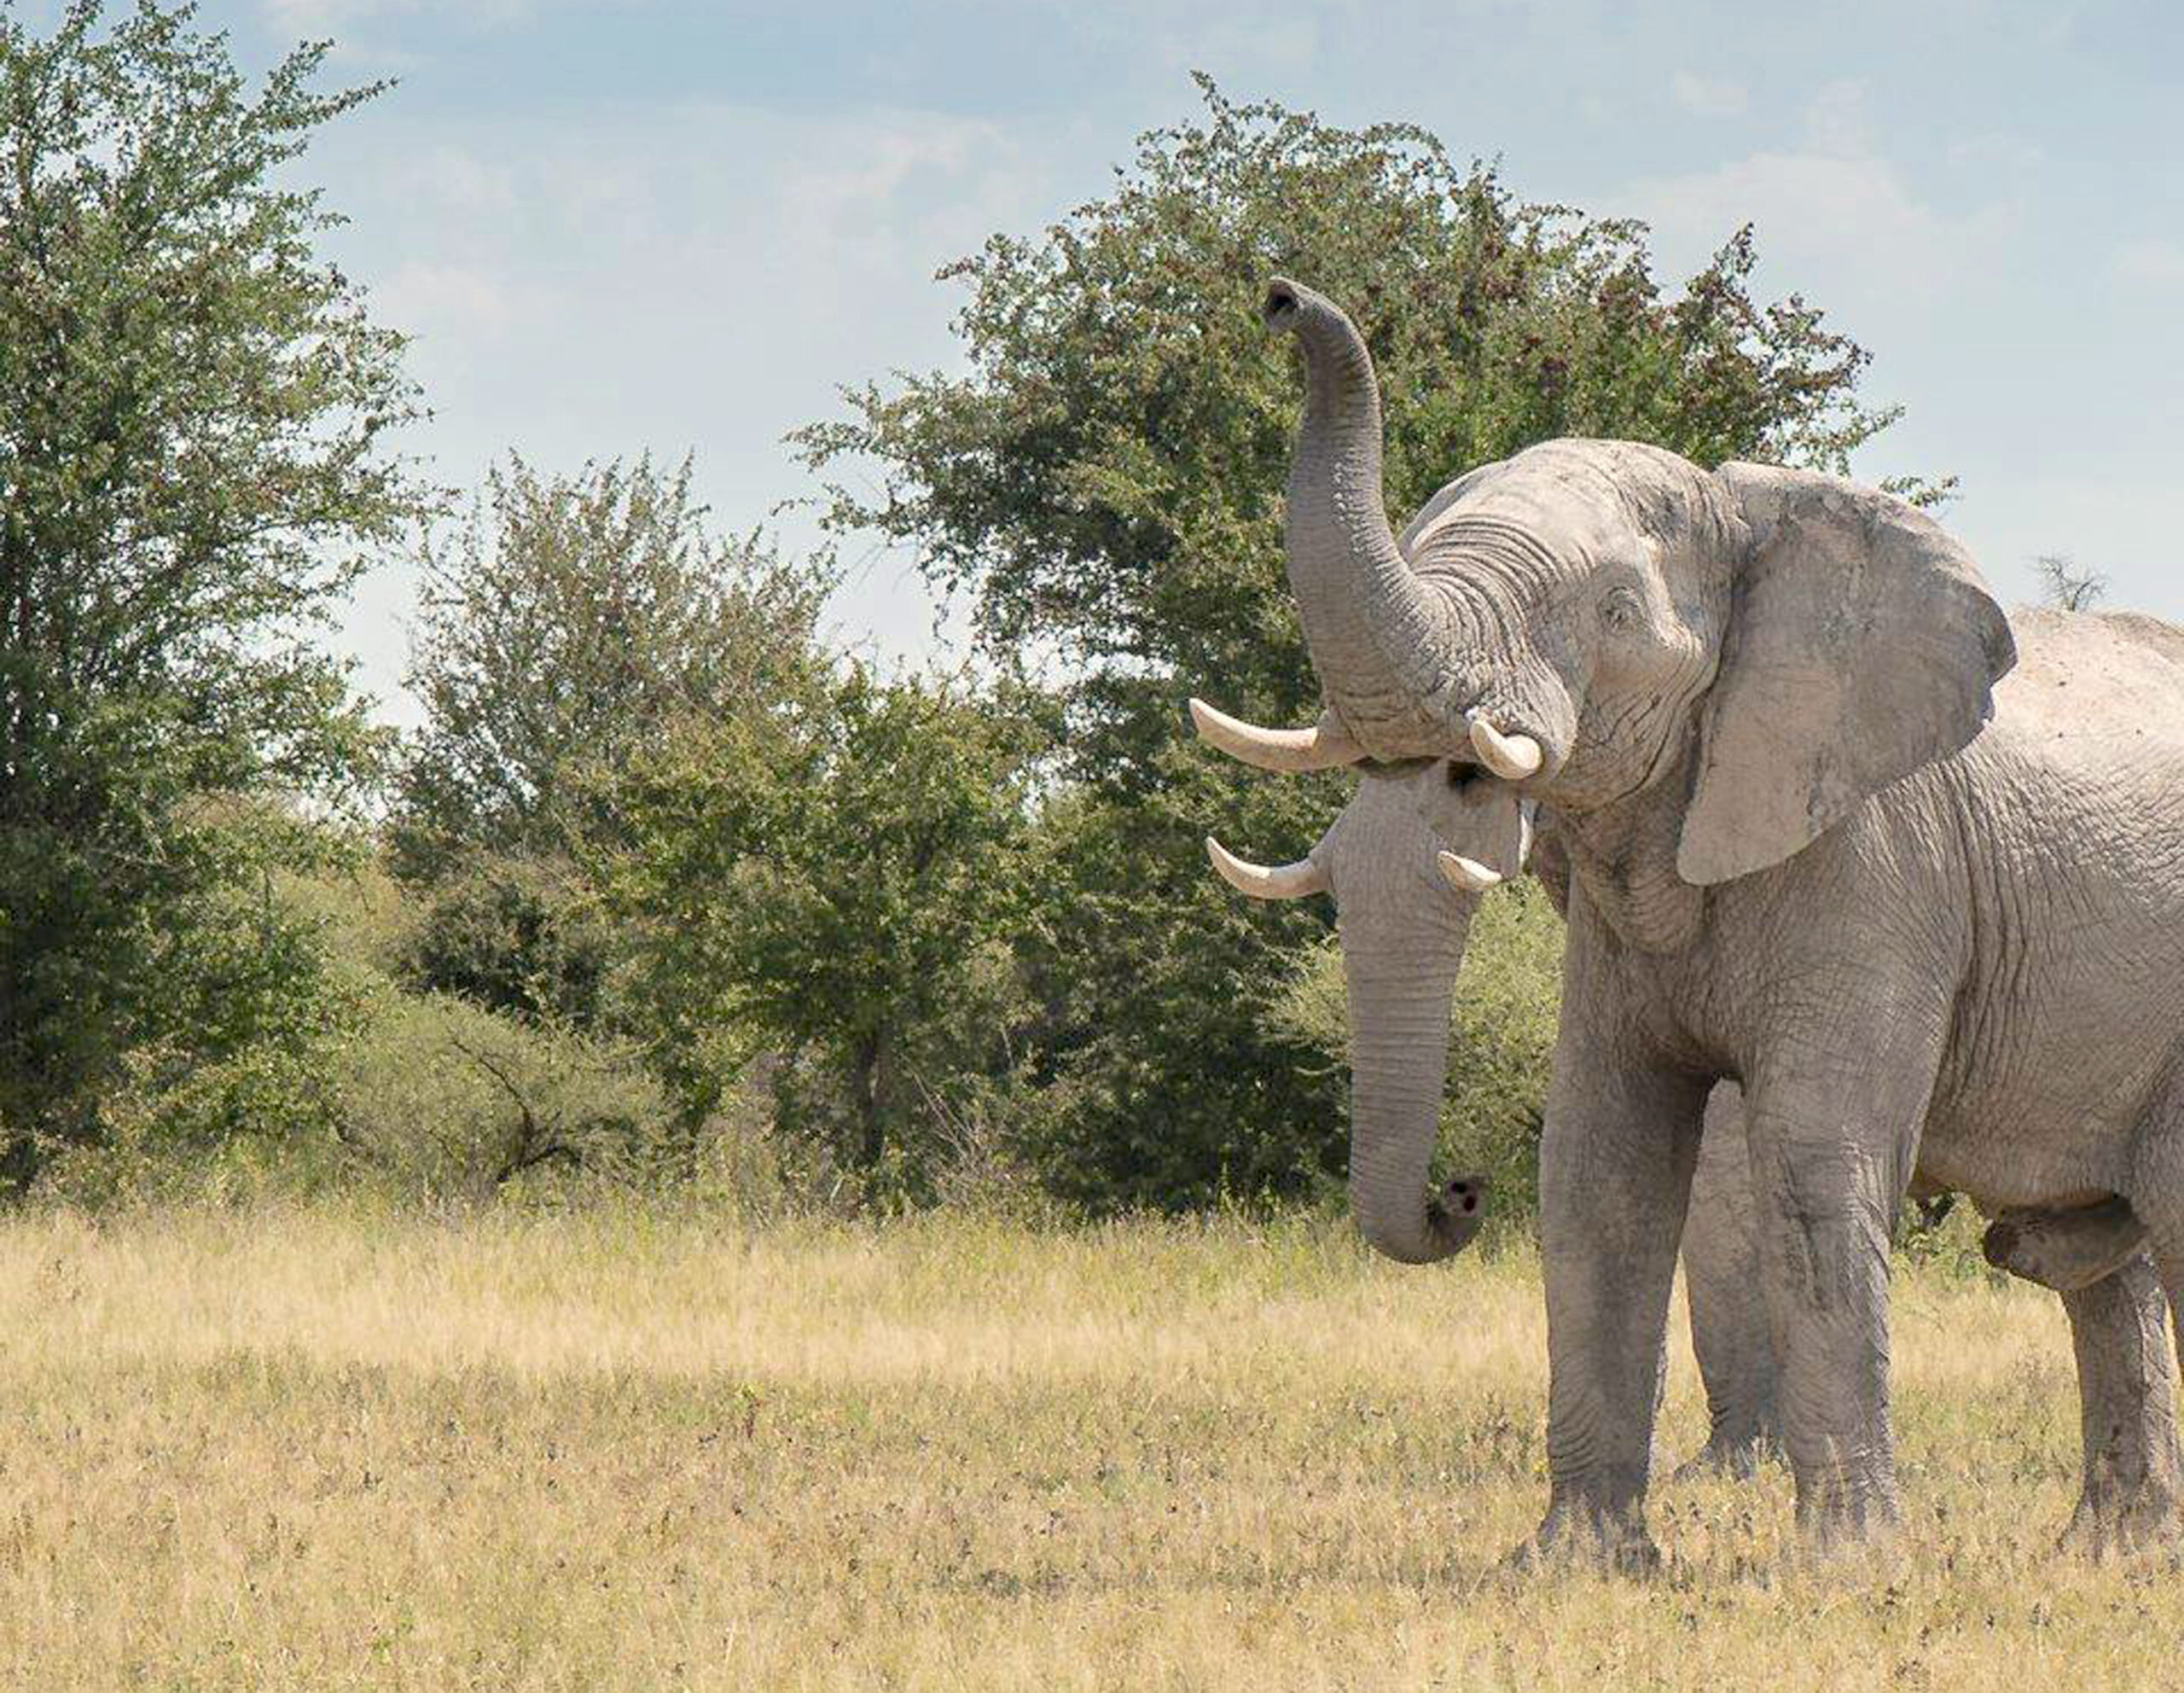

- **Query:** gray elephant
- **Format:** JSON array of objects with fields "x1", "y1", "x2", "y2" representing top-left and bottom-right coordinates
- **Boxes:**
[
  {"x1": 1194, "y1": 724, "x2": 1779, "y2": 1468},
  {"x1": 1229, "y1": 273, "x2": 2184, "y2": 1558},
  {"x1": 1195, "y1": 722, "x2": 2179, "y2": 1522}
]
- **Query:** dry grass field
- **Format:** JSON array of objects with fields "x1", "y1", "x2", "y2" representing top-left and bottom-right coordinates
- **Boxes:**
[{"x1": 0, "y1": 1205, "x2": 2177, "y2": 1690}]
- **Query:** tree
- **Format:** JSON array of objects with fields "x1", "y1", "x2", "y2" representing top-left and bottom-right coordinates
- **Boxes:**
[
  {"x1": 391, "y1": 453, "x2": 830, "y2": 1027},
  {"x1": 393, "y1": 452, "x2": 829, "y2": 880},
  {"x1": 598, "y1": 669, "x2": 1045, "y2": 1194},
  {"x1": 796, "y1": 81, "x2": 1923, "y2": 1211},
  {"x1": 2034, "y1": 552, "x2": 2108, "y2": 612},
  {"x1": 0, "y1": 2, "x2": 423, "y2": 1177}
]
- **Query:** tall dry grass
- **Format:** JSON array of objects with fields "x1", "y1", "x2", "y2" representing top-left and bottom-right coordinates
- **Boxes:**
[{"x1": 0, "y1": 1204, "x2": 2169, "y2": 1690}]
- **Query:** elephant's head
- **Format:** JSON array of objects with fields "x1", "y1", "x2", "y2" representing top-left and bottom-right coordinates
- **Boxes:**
[
  {"x1": 1193, "y1": 697, "x2": 1531, "y2": 1262},
  {"x1": 1258, "y1": 277, "x2": 2015, "y2": 884}
]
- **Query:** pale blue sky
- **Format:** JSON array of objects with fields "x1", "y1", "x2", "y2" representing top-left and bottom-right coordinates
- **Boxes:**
[{"x1": 189, "y1": 1, "x2": 2184, "y2": 723}]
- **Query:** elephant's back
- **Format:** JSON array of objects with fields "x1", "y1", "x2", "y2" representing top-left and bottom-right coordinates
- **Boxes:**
[{"x1": 1987, "y1": 607, "x2": 2184, "y2": 773}]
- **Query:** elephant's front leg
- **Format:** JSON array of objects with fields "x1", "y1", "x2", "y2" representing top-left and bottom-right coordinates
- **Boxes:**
[
  {"x1": 1741, "y1": 1050, "x2": 1941, "y2": 1547},
  {"x1": 1532, "y1": 1049, "x2": 1711, "y2": 1568}
]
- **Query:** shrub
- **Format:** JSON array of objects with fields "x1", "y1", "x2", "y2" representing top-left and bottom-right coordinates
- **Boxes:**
[{"x1": 329, "y1": 994, "x2": 677, "y2": 1205}]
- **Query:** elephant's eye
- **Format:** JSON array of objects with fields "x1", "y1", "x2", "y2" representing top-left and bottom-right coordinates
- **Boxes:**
[{"x1": 1600, "y1": 585, "x2": 1644, "y2": 632}]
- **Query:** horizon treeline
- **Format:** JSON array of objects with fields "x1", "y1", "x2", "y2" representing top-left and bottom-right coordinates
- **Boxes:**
[{"x1": 2, "y1": 7, "x2": 1958, "y2": 1216}]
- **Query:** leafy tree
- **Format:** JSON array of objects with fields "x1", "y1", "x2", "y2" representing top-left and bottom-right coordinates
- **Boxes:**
[
  {"x1": 394, "y1": 452, "x2": 828, "y2": 879},
  {"x1": 598, "y1": 669, "x2": 1045, "y2": 1194},
  {"x1": 0, "y1": 1, "x2": 422, "y2": 1177},
  {"x1": 797, "y1": 81, "x2": 1920, "y2": 1210},
  {"x1": 392, "y1": 453, "x2": 829, "y2": 1025}
]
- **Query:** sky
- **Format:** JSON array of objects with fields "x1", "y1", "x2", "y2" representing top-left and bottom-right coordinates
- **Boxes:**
[{"x1": 166, "y1": 0, "x2": 2184, "y2": 724}]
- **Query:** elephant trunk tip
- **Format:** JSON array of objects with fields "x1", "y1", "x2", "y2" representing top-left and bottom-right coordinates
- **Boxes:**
[
  {"x1": 1262, "y1": 278, "x2": 1303, "y2": 329},
  {"x1": 1356, "y1": 1173, "x2": 1490, "y2": 1265}
]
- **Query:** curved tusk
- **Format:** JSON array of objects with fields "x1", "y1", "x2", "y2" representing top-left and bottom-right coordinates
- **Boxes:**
[
  {"x1": 1205, "y1": 836, "x2": 1330, "y2": 900},
  {"x1": 1436, "y1": 851, "x2": 1504, "y2": 895},
  {"x1": 1467, "y1": 711, "x2": 1544, "y2": 780},
  {"x1": 1188, "y1": 698, "x2": 1366, "y2": 772}
]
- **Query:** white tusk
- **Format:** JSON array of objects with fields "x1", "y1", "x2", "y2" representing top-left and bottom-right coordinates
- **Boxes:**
[
  {"x1": 1188, "y1": 698, "x2": 1366, "y2": 772},
  {"x1": 1467, "y1": 711, "x2": 1544, "y2": 780},
  {"x1": 1436, "y1": 851, "x2": 1504, "y2": 894},
  {"x1": 1205, "y1": 836, "x2": 1330, "y2": 900}
]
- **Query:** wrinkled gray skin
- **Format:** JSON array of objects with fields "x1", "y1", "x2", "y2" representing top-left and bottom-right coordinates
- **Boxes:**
[
  {"x1": 1677, "y1": 1085, "x2": 2178, "y2": 1541},
  {"x1": 1202, "y1": 753, "x2": 1787, "y2": 1464},
  {"x1": 1204, "y1": 761, "x2": 2178, "y2": 1516},
  {"x1": 1255, "y1": 275, "x2": 2184, "y2": 1560},
  {"x1": 1275, "y1": 758, "x2": 1528, "y2": 1264}
]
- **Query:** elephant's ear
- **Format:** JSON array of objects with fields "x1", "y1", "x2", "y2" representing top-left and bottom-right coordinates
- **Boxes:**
[{"x1": 1676, "y1": 463, "x2": 2016, "y2": 886}]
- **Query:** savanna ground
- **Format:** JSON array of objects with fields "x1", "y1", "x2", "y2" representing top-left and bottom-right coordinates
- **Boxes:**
[{"x1": 0, "y1": 1207, "x2": 2175, "y2": 1691}]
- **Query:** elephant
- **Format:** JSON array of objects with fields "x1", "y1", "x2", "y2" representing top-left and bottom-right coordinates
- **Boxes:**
[
  {"x1": 1225, "y1": 272, "x2": 2184, "y2": 1558},
  {"x1": 1195, "y1": 722, "x2": 2180, "y2": 1519}
]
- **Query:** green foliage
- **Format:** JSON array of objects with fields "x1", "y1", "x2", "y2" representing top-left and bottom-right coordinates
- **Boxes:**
[
  {"x1": 1009, "y1": 766, "x2": 1348, "y2": 1211},
  {"x1": 392, "y1": 452, "x2": 829, "y2": 881},
  {"x1": 35, "y1": 835, "x2": 381, "y2": 1209},
  {"x1": 598, "y1": 669, "x2": 1047, "y2": 1197},
  {"x1": 796, "y1": 80, "x2": 1902, "y2": 1210},
  {"x1": 35, "y1": 852, "x2": 737, "y2": 1213},
  {"x1": 1263, "y1": 881, "x2": 1565, "y2": 1219},
  {"x1": 0, "y1": 2, "x2": 421, "y2": 1173},
  {"x1": 328, "y1": 992, "x2": 678, "y2": 1204},
  {"x1": 397, "y1": 854, "x2": 611, "y2": 1027},
  {"x1": 390, "y1": 451, "x2": 834, "y2": 1114}
]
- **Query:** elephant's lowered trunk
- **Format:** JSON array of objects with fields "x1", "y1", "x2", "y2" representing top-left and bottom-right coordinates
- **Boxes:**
[
  {"x1": 1193, "y1": 701, "x2": 1508, "y2": 1265},
  {"x1": 1263, "y1": 278, "x2": 1455, "y2": 751},
  {"x1": 1337, "y1": 882, "x2": 1484, "y2": 1265}
]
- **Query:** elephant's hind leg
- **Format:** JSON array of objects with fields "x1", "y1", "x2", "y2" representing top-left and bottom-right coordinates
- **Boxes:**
[
  {"x1": 1677, "y1": 1081, "x2": 1781, "y2": 1479},
  {"x1": 2059, "y1": 1254, "x2": 2181, "y2": 1552}
]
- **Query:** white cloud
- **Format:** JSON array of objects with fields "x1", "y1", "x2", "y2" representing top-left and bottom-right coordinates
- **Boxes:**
[
  {"x1": 1623, "y1": 80, "x2": 2018, "y2": 305},
  {"x1": 1802, "y1": 78, "x2": 1877, "y2": 158},
  {"x1": 310, "y1": 98, "x2": 1052, "y2": 706},
  {"x1": 1670, "y1": 69, "x2": 1745, "y2": 119},
  {"x1": 2114, "y1": 238, "x2": 2184, "y2": 288},
  {"x1": 371, "y1": 259, "x2": 559, "y2": 340},
  {"x1": 1147, "y1": 14, "x2": 1321, "y2": 80},
  {"x1": 1946, "y1": 132, "x2": 2046, "y2": 174}
]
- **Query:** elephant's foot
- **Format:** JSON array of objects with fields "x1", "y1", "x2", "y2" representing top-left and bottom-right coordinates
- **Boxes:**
[
  {"x1": 1789, "y1": 1463, "x2": 1901, "y2": 1556},
  {"x1": 1672, "y1": 1424, "x2": 1780, "y2": 1483},
  {"x1": 2059, "y1": 1479, "x2": 2182, "y2": 1556},
  {"x1": 1507, "y1": 1496, "x2": 1663, "y2": 1577}
]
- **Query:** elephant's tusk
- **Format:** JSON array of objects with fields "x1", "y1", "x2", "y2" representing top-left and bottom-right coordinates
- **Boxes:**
[
  {"x1": 1436, "y1": 851, "x2": 1504, "y2": 894},
  {"x1": 1188, "y1": 698, "x2": 1366, "y2": 772},
  {"x1": 1467, "y1": 711, "x2": 1544, "y2": 780},
  {"x1": 1205, "y1": 836, "x2": 1330, "y2": 900}
]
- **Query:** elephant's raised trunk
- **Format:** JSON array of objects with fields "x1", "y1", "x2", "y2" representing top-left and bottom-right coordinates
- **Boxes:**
[
  {"x1": 1337, "y1": 879, "x2": 1484, "y2": 1265},
  {"x1": 1264, "y1": 278, "x2": 1455, "y2": 750}
]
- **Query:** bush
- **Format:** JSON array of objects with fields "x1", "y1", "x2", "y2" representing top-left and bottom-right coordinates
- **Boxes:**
[
  {"x1": 395, "y1": 853, "x2": 611, "y2": 1027},
  {"x1": 329, "y1": 994, "x2": 678, "y2": 1204},
  {"x1": 598, "y1": 669, "x2": 1047, "y2": 1202}
]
